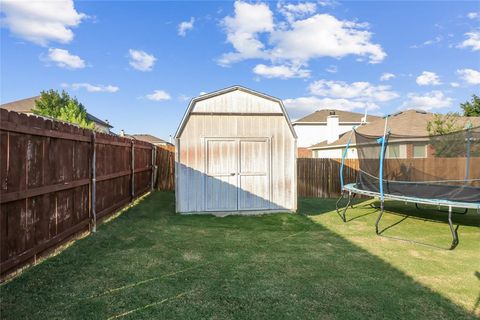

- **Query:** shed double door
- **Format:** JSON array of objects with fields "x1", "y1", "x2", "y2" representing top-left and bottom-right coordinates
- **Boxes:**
[{"x1": 205, "y1": 138, "x2": 270, "y2": 211}]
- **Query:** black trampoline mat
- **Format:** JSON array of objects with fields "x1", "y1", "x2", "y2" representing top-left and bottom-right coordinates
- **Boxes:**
[{"x1": 357, "y1": 178, "x2": 480, "y2": 203}]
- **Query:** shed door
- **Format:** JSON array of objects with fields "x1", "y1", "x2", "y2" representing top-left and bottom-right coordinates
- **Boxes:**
[
  {"x1": 238, "y1": 139, "x2": 270, "y2": 210},
  {"x1": 205, "y1": 139, "x2": 238, "y2": 211},
  {"x1": 205, "y1": 138, "x2": 270, "y2": 211}
]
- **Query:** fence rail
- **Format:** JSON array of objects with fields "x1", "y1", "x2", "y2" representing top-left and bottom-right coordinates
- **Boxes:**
[{"x1": 0, "y1": 110, "x2": 158, "y2": 279}]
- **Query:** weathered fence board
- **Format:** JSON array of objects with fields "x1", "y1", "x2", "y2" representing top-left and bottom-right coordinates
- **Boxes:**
[
  {"x1": 0, "y1": 109, "x2": 161, "y2": 279},
  {"x1": 156, "y1": 148, "x2": 175, "y2": 191},
  {"x1": 297, "y1": 158, "x2": 358, "y2": 198},
  {"x1": 297, "y1": 156, "x2": 480, "y2": 198}
]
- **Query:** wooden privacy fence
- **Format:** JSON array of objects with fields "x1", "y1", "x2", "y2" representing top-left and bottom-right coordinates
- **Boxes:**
[
  {"x1": 0, "y1": 109, "x2": 158, "y2": 279},
  {"x1": 155, "y1": 147, "x2": 175, "y2": 191},
  {"x1": 297, "y1": 157, "x2": 480, "y2": 198},
  {"x1": 297, "y1": 158, "x2": 359, "y2": 198}
]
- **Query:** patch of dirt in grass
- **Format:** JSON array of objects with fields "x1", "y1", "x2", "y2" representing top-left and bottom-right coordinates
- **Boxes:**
[
  {"x1": 408, "y1": 250, "x2": 424, "y2": 258},
  {"x1": 182, "y1": 251, "x2": 202, "y2": 262},
  {"x1": 224, "y1": 251, "x2": 239, "y2": 258}
]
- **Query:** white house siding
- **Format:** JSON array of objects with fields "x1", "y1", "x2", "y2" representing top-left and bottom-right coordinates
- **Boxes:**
[
  {"x1": 176, "y1": 88, "x2": 296, "y2": 214},
  {"x1": 93, "y1": 123, "x2": 110, "y2": 133},
  {"x1": 314, "y1": 143, "x2": 408, "y2": 160},
  {"x1": 315, "y1": 148, "x2": 358, "y2": 159},
  {"x1": 293, "y1": 124, "x2": 355, "y2": 148}
]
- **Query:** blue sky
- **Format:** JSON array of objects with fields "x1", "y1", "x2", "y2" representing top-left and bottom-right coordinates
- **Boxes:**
[{"x1": 1, "y1": 1, "x2": 479, "y2": 140}]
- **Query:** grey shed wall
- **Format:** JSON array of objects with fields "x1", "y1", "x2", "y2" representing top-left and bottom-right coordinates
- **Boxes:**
[{"x1": 175, "y1": 87, "x2": 297, "y2": 213}]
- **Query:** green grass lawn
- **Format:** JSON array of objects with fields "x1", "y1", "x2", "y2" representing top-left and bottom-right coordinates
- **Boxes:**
[{"x1": 1, "y1": 192, "x2": 479, "y2": 319}]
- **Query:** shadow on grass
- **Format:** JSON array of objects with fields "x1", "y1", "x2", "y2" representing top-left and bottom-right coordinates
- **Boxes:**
[
  {"x1": 298, "y1": 197, "x2": 370, "y2": 216},
  {"x1": 375, "y1": 201, "x2": 479, "y2": 249},
  {"x1": 0, "y1": 192, "x2": 477, "y2": 319},
  {"x1": 327, "y1": 198, "x2": 479, "y2": 250},
  {"x1": 474, "y1": 271, "x2": 480, "y2": 314},
  {"x1": 373, "y1": 200, "x2": 480, "y2": 228}
]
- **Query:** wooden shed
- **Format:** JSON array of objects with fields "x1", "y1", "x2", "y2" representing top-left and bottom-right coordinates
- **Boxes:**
[{"x1": 175, "y1": 86, "x2": 297, "y2": 214}]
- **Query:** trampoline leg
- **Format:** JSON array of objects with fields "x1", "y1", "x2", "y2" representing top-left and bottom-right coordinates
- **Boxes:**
[
  {"x1": 336, "y1": 191, "x2": 352, "y2": 222},
  {"x1": 448, "y1": 206, "x2": 459, "y2": 250},
  {"x1": 375, "y1": 201, "x2": 384, "y2": 235},
  {"x1": 350, "y1": 193, "x2": 356, "y2": 208},
  {"x1": 335, "y1": 192, "x2": 345, "y2": 215}
]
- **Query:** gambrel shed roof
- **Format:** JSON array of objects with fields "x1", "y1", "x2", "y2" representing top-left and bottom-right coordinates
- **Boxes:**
[{"x1": 175, "y1": 85, "x2": 297, "y2": 139}]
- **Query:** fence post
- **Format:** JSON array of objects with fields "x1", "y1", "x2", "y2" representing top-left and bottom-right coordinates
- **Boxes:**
[
  {"x1": 151, "y1": 145, "x2": 156, "y2": 191},
  {"x1": 90, "y1": 132, "x2": 97, "y2": 232},
  {"x1": 131, "y1": 140, "x2": 135, "y2": 200}
]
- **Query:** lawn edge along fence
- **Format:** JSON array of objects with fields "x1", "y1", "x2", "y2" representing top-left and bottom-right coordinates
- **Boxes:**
[{"x1": 0, "y1": 109, "x2": 173, "y2": 280}]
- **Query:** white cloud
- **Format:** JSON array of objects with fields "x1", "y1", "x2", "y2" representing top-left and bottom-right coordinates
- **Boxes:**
[
  {"x1": 178, "y1": 94, "x2": 190, "y2": 102},
  {"x1": 178, "y1": 17, "x2": 195, "y2": 36},
  {"x1": 270, "y1": 14, "x2": 385, "y2": 64},
  {"x1": 145, "y1": 90, "x2": 171, "y2": 101},
  {"x1": 457, "y1": 68, "x2": 480, "y2": 85},
  {"x1": 277, "y1": 2, "x2": 317, "y2": 23},
  {"x1": 416, "y1": 71, "x2": 441, "y2": 86},
  {"x1": 326, "y1": 65, "x2": 337, "y2": 73},
  {"x1": 457, "y1": 31, "x2": 480, "y2": 51},
  {"x1": 284, "y1": 96, "x2": 378, "y2": 115},
  {"x1": 63, "y1": 83, "x2": 119, "y2": 93},
  {"x1": 284, "y1": 78, "x2": 396, "y2": 116},
  {"x1": 467, "y1": 12, "x2": 479, "y2": 19},
  {"x1": 46, "y1": 48, "x2": 85, "y2": 69},
  {"x1": 380, "y1": 72, "x2": 395, "y2": 81},
  {"x1": 128, "y1": 49, "x2": 156, "y2": 71},
  {"x1": 1, "y1": 0, "x2": 86, "y2": 46},
  {"x1": 308, "y1": 80, "x2": 399, "y2": 102},
  {"x1": 410, "y1": 35, "x2": 443, "y2": 48},
  {"x1": 199, "y1": 91, "x2": 207, "y2": 96},
  {"x1": 318, "y1": 0, "x2": 337, "y2": 6},
  {"x1": 253, "y1": 63, "x2": 310, "y2": 79},
  {"x1": 450, "y1": 82, "x2": 460, "y2": 88},
  {"x1": 219, "y1": 1, "x2": 274, "y2": 65},
  {"x1": 219, "y1": 1, "x2": 386, "y2": 70},
  {"x1": 402, "y1": 91, "x2": 453, "y2": 110}
]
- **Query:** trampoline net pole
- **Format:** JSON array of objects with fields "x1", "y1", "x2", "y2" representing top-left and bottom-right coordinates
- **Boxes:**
[
  {"x1": 340, "y1": 128, "x2": 356, "y2": 190},
  {"x1": 378, "y1": 116, "x2": 389, "y2": 203},
  {"x1": 465, "y1": 126, "x2": 472, "y2": 183}
]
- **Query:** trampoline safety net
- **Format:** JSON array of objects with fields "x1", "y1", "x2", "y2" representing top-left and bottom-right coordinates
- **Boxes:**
[{"x1": 355, "y1": 126, "x2": 480, "y2": 203}]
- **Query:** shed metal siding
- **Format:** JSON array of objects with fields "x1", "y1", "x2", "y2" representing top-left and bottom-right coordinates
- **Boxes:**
[
  {"x1": 192, "y1": 90, "x2": 282, "y2": 114},
  {"x1": 176, "y1": 87, "x2": 296, "y2": 213}
]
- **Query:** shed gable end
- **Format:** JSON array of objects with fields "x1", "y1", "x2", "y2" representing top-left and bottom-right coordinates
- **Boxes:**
[{"x1": 192, "y1": 89, "x2": 282, "y2": 114}]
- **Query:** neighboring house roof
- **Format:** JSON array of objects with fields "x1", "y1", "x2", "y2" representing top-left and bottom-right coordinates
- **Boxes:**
[
  {"x1": 293, "y1": 109, "x2": 381, "y2": 124},
  {"x1": 0, "y1": 96, "x2": 113, "y2": 128},
  {"x1": 130, "y1": 134, "x2": 173, "y2": 146},
  {"x1": 85, "y1": 114, "x2": 112, "y2": 128},
  {"x1": 310, "y1": 109, "x2": 480, "y2": 150},
  {"x1": 0, "y1": 96, "x2": 39, "y2": 113}
]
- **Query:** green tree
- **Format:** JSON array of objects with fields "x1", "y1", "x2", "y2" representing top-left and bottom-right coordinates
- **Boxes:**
[
  {"x1": 427, "y1": 113, "x2": 466, "y2": 158},
  {"x1": 33, "y1": 90, "x2": 94, "y2": 130},
  {"x1": 426, "y1": 112, "x2": 461, "y2": 136},
  {"x1": 460, "y1": 94, "x2": 480, "y2": 116}
]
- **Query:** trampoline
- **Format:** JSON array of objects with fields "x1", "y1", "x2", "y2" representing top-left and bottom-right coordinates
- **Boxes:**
[{"x1": 336, "y1": 117, "x2": 480, "y2": 249}]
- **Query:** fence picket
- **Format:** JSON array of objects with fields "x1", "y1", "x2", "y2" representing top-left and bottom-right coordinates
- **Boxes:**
[
  {"x1": 296, "y1": 158, "x2": 359, "y2": 198},
  {"x1": 0, "y1": 110, "x2": 173, "y2": 279}
]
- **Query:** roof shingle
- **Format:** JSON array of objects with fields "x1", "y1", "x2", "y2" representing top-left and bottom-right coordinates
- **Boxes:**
[
  {"x1": 309, "y1": 109, "x2": 480, "y2": 149},
  {"x1": 130, "y1": 134, "x2": 173, "y2": 145},
  {"x1": 0, "y1": 96, "x2": 113, "y2": 128},
  {"x1": 293, "y1": 109, "x2": 380, "y2": 124}
]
